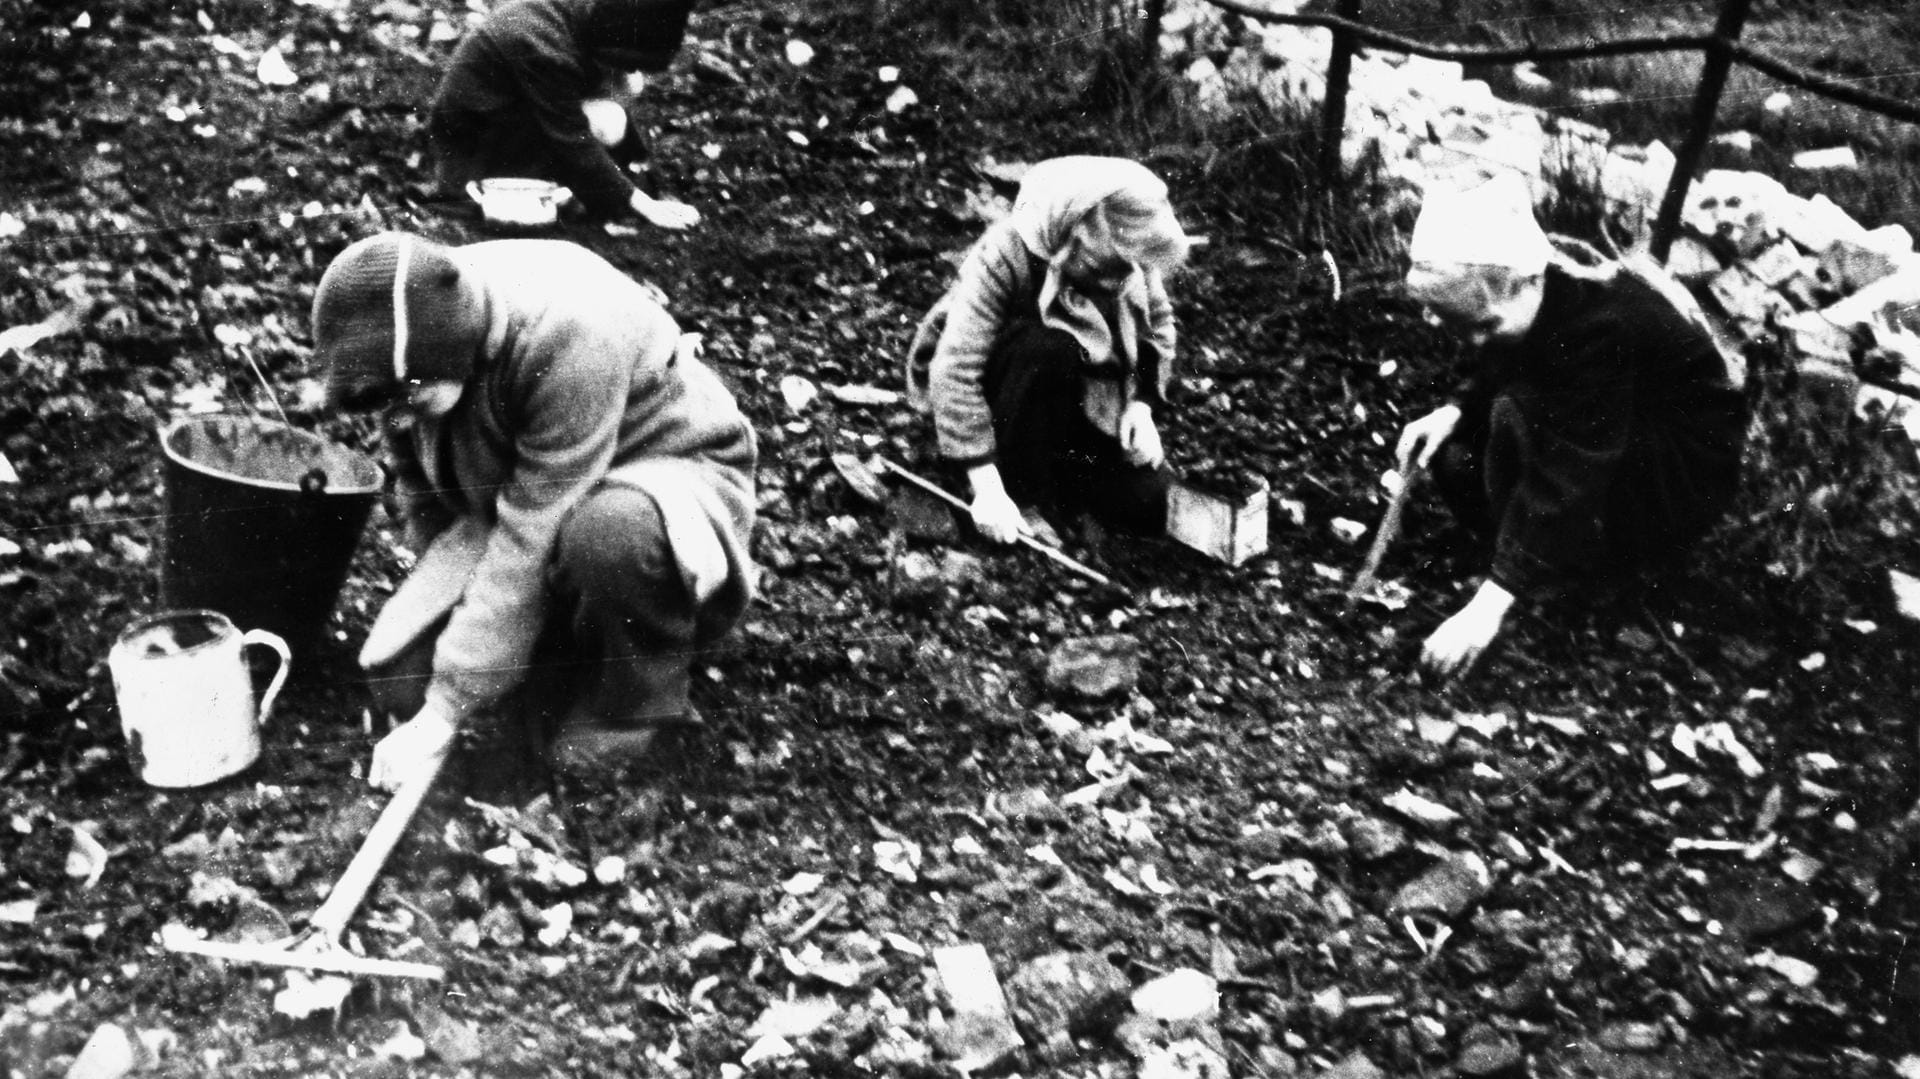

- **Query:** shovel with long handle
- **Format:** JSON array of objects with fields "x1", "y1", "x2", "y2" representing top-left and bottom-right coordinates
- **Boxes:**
[{"x1": 165, "y1": 751, "x2": 449, "y2": 980}]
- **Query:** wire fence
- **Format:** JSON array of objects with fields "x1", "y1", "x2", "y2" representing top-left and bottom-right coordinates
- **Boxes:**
[{"x1": 1160, "y1": 0, "x2": 1920, "y2": 260}]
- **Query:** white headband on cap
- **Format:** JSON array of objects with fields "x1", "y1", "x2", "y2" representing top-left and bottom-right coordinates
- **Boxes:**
[
  {"x1": 1408, "y1": 173, "x2": 1553, "y2": 272},
  {"x1": 391, "y1": 235, "x2": 413, "y2": 382}
]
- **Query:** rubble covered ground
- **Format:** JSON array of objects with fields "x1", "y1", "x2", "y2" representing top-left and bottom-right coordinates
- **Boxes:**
[{"x1": 3, "y1": 0, "x2": 1920, "y2": 1076}]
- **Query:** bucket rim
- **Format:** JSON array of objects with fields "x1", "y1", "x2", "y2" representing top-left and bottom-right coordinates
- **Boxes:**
[
  {"x1": 111, "y1": 608, "x2": 239, "y2": 658},
  {"x1": 160, "y1": 413, "x2": 382, "y2": 496}
]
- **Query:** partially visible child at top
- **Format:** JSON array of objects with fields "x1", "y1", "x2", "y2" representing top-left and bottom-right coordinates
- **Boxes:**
[{"x1": 428, "y1": 0, "x2": 701, "y2": 230}]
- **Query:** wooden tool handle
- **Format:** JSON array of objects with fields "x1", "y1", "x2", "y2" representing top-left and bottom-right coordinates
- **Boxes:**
[
  {"x1": 307, "y1": 750, "x2": 449, "y2": 938},
  {"x1": 874, "y1": 456, "x2": 1123, "y2": 592},
  {"x1": 165, "y1": 934, "x2": 446, "y2": 980},
  {"x1": 1346, "y1": 463, "x2": 1424, "y2": 603}
]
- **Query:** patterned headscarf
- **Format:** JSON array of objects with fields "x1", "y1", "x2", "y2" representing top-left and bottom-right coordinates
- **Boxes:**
[{"x1": 1006, "y1": 156, "x2": 1182, "y2": 369}]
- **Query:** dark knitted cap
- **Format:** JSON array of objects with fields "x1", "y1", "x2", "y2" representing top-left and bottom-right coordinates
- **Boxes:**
[
  {"x1": 313, "y1": 233, "x2": 483, "y2": 411},
  {"x1": 579, "y1": 0, "x2": 696, "y2": 72}
]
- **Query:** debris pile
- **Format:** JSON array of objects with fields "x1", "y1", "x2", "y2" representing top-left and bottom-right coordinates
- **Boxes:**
[{"x1": 1155, "y1": 0, "x2": 1920, "y2": 441}]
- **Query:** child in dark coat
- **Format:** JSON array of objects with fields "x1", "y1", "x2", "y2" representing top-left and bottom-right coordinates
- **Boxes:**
[
  {"x1": 429, "y1": 0, "x2": 700, "y2": 229},
  {"x1": 1394, "y1": 175, "x2": 1745, "y2": 674}
]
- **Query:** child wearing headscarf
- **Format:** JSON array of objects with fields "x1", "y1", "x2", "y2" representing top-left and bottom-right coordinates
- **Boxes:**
[
  {"x1": 1393, "y1": 174, "x2": 1745, "y2": 675},
  {"x1": 311, "y1": 232, "x2": 756, "y2": 789},
  {"x1": 904, "y1": 155, "x2": 1191, "y2": 544},
  {"x1": 428, "y1": 0, "x2": 700, "y2": 229}
]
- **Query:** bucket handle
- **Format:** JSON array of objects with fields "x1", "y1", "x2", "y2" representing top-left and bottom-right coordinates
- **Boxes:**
[
  {"x1": 299, "y1": 468, "x2": 329, "y2": 496},
  {"x1": 240, "y1": 628, "x2": 292, "y2": 728}
]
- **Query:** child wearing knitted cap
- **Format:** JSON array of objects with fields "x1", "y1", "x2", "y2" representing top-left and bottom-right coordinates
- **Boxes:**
[
  {"x1": 312, "y1": 232, "x2": 757, "y2": 789},
  {"x1": 1392, "y1": 174, "x2": 1745, "y2": 675},
  {"x1": 429, "y1": 0, "x2": 701, "y2": 230}
]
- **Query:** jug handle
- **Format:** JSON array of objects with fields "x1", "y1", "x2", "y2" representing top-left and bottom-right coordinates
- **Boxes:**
[
  {"x1": 465, "y1": 181, "x2": 485, "y2": 204},
  {"x1": 241, "y1": 629, "x2": 293, "y2": 727}
]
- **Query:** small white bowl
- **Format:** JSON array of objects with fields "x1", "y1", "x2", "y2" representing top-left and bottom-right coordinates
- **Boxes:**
[{"x1": 466, "y1": 178, "x2": 573, "y2": 227}]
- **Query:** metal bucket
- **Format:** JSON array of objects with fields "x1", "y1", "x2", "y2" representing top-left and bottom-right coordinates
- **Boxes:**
[{"x1": 157, "y1": 414, "x2": 382, "y2": 655}]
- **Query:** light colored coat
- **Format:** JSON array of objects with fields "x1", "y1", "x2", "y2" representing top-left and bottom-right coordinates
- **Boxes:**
[
  {"x1": 903, "y1": 218, "x2": 1176, "y2": 464},
  {"x1": 360, "y1": 239, "x2": 755, "y2": 725}
]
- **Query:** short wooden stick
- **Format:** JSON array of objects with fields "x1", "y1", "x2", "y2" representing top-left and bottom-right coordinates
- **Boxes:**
[{"x1": 1346, "y1": 463, "x2": 1424, "y2": 605}]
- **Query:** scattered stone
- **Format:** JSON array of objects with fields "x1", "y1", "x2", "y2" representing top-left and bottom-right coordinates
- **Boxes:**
[
  {"x1": 1139, "y1": 1037, "x2": 1232, "y2": 1079},
  {"x1": 0, "y1": 1008, "x2": 60, "y2": 1076},
  {"x1": 1234, "y1": 826, "x2": 1295, "y2": 863},
  {"x1": 1713, "y1": 870, "x2": 1818, "y2": 939},
  {"x1": 1256, "y1": 1045, "x2": 1302, "y2": 1077},
  {"x1": 1382, "y1": 788, "x2": 1461, "y2": 828},
  {"x1": 741, "y1": 1034, "x2": 794, "y2": 1067},
  {"x1": 1345, "y1": 816, "x2": 1409, "y2": 861},
  {"x1": 1045, "y1": 635, "x2": 1141, "y2": 700},
  {"x1": 932, "y1": 551, "x2": 987, "y2": 586},
  {"x1": 479, "y1": 903, "x2": 525, "y2": 948},
  {"x1": 374, "y1": 1024, "x2": 428, "y2": 1061},
  {"x1": 1893, "y1": 568, "x2": 1920, "y2": 621},
  {"x1": 1250, "y1": 858, "x2": 1320, "y2": 891},
  {"x1": 1664, "y1": 235, "x2": 1724, "y2": 283},
  {"x1": 64, "y1": 1023, "x2": 136, "y2": 1079},
  {"x1": 272, "y1": 970, "x2": 356, "y2": 1021},
  {"x1": 419, "y1": 1010, "x2": 485, "y2": 1066},
  {"x1": 1711, "y1": 130, "x2": 1756, "y2": 154},
  {"x1": 1741, "y1": 240, "x2": 1812, "y2": 288},
  {"x1": 129, "y1": 1029, "x2": 176, "y2": 1069},
  {"x1": 748, "y1": 997, "x2": 841, "y2": 1039},
  {"x1": 1494, "y1": 966, "x2": 1553, "y2": 1018},
  {"x1": 1317, "y1": 1050, "x2": 1387, "y2": 1079},
  {"x1": 1820, "y1": 236, "x2": 1908, "y2": 293},
  {"x1": 1595, "y1": 1021, "x2": 1665, "y2": 1053},
  {"x1": 825, "y1": 383, "x2": 902, "y2": 408},
  {"x1": 210, "y1": 893, "x2": 292, "y2": 945},
  {"x1": 1003, "y1": 950, "x2": 1131, "y2": 1052},
  {"x1": 1455, "y1": 1023, "x2": 1526, "y2": 1077},
  {"x1": 1792, "y1": 146, "x2": 1860, "y2": 172},
  {"x1": 933, "y1": 944, "x2": 1025, "y2": 1072},
  {"x1": 888, "y1": 486, "x2": 958, "y2": 541},
  {"x1": 1300, "y1": 819, "x2": 1349, "y2": 857},
  {"x1": 1750, "y1": 949, "x2": 1820, "y2": 988},
  {"x1": 1389, "y1": 851, "x2": 1494, "y2": 923},
  {"x1": 1130, "y1": 969, "x2": 1220, "y2": 1029}
]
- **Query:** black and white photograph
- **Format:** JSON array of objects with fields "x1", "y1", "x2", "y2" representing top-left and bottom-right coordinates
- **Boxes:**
[{"x1": 2, "y1": 0, "x2": 1919, "y2": 1074}]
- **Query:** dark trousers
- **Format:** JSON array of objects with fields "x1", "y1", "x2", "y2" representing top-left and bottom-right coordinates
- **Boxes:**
[
  {"x1": 981, "y1": 321, "x2": 1170, "y2": 536},
  {"x1": 370, "y1": 484, "x2": 708, "y2": 743}
]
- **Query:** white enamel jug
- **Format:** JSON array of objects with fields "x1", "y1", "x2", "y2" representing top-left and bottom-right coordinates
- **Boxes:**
[{"x1": 108, "y1": 609, "x2": 290, "y2": 788}]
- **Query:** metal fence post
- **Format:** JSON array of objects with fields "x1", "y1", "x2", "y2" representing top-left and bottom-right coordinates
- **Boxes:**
[
  {"x1": 1318, "y1": 0, "x2": 1360, "y2": 190},
  {"x1": 1649, "y1": 0, "x2": 1755, "y2": 261}
]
